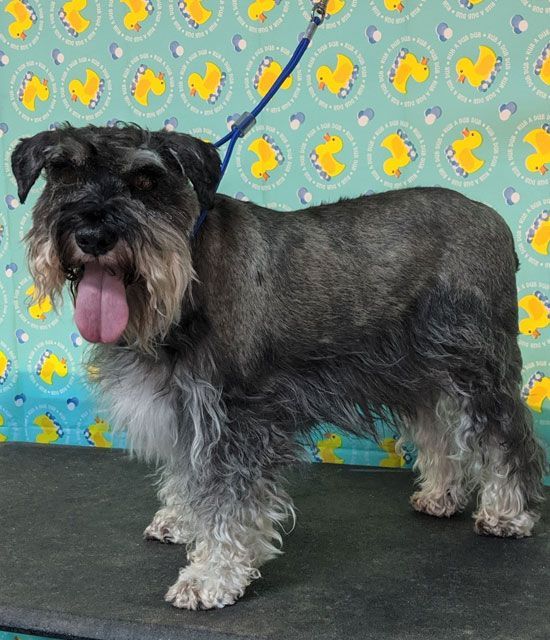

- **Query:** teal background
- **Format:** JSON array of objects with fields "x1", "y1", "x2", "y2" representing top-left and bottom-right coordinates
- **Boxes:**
[
  {"x1": 0, "y1": 0, "x2": 549, "y2": 637},
  {"x1": 0, "y1": 3, "x2": 549, "y2": 474}
]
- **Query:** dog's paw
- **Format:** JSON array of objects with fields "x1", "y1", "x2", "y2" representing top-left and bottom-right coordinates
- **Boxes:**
[
  {"x1": 165, "y1": 566, "x2": 247, "y2": 610},
  {"x1": 473, "y1": 510, "x2": 538, "y2": 538},
  {"x1": 410, "y1": 490, "x2": 460, "y2": 518},
  {"x1": 144, "y1": 506, "x2": 194, "y2": 544}
]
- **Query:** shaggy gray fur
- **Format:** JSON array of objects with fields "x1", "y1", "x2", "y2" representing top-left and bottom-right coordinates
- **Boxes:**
[{"x1": 11, "y1": 124, "x2": 547, "y2": 609}]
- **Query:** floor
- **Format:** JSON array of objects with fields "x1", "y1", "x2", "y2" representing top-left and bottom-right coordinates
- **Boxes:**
[{"x1": 0, "y1": 443, "x2": 548, "y2": 640}]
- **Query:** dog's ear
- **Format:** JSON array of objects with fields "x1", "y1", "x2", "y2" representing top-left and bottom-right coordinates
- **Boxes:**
[
  {"x1": 11, "y1": 130, "x2": 57, "y2": 204},
  {"x1": 159, "y1": 132, "x2": 221, "y2": 210}
]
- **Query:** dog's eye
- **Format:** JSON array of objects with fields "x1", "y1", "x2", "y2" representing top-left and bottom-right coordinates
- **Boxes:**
[{"x1": 132, "y1": 174, "x2": 155, "y2": 191}]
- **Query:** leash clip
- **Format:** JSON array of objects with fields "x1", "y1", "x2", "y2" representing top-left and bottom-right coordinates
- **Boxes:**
[{"x1": 306, "y1": 0, "x2": 328, "y2": 40}]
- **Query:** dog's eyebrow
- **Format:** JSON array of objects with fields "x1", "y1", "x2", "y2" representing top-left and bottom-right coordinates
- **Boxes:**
[{"x1": 128, "y1": 149, "x2": 166, "y2": 172}]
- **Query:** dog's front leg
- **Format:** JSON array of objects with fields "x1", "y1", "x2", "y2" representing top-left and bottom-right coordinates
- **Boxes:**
[
  {"x1": 144, "y1": 464, "x2": 197, "y2": 545},
  {"x1": 165, "y1": 462, "x2": 294, "y2": 610}
]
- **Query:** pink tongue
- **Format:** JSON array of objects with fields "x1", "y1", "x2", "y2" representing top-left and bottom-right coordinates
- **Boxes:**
[{"x1": 74, "y1": 263, "x2": 129, "y2": 344}]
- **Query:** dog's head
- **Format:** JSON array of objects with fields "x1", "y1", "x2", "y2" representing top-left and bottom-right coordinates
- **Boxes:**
[{"x1": 11, "y1": 123, "x2": 221, "y2": 351}]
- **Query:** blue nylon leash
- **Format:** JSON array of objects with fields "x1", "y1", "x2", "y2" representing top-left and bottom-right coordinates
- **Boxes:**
[{"x1": 192, "y1": 0, "x2": 329, "y2": 238}]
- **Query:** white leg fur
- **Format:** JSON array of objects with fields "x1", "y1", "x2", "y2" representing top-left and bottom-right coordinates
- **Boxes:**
[
  {"x1": 473, "y1": 443, "x2": 539, "y2": 538},
  {"x1": 407, "y1": 397, "x2": 474, "y2": 518},
  {"x1": 144, "y1": 506, "x2": 195, "y2": 544},
  {"x1": 165, "y1": 513, "x2": 283, "y2": 610}
]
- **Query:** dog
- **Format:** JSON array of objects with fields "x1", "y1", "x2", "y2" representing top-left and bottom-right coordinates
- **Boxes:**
[{"x1": 11, "y1": 123, "x2": 546, "y2": 610}]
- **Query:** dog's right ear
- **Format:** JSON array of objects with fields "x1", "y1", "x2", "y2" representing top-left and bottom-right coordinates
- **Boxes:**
[{"x1": 11, "y1": 130, "x2": 56, "y2": 204}]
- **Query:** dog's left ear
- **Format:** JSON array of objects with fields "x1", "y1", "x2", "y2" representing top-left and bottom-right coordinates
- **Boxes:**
[
  {"x1": 11, "y1": 130, "x2": 57, "y2": 204},
  {"x1": 158, "y1": 132, "x2": 221, "y2": 210}
]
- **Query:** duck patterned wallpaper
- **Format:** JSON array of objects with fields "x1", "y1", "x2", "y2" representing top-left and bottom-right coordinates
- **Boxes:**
[{"x1": 0, "y1": 0, "x2": 549, "y2": 482}]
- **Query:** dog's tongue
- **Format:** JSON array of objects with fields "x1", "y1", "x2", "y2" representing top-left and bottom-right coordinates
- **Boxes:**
[{"x1": 74, "y1": 263, "x2": 129, "y2": 344}]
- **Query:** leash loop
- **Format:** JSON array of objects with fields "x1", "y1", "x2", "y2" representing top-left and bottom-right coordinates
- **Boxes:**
[{"x1": 192, "y1": 0, "x2": 329, "y2": 238}]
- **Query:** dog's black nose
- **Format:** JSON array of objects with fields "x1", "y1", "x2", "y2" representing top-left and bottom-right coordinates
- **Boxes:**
[{"x1": 75, "y1": 227, "x2": 118, "y2": 256}]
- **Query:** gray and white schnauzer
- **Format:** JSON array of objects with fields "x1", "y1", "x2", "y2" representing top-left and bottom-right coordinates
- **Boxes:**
[{"x1": 11, "y1": 124, "x2": 546, "y2": 610}]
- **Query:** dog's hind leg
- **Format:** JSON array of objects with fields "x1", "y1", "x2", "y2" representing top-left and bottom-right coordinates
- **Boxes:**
[
  {"x1": 408, "y1": 396, "x2": 473, "y2": 518},
  {"x1": 447, "y1": 333, "x2": 546, "y2": 537},
  {"x1": 464, "y1": 353, "x2": 547, "y2": 538}
]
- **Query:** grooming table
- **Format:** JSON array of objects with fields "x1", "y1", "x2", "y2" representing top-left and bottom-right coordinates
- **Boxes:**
[{"x1": 0, "y1": 444, "x2": 548, "y2": 640}]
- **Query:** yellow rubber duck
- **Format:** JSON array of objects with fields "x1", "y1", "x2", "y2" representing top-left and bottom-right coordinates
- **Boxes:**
[
  {"x1": 384, "y1": 0, "x2": 404, "y2": 12},
  {"x1": 389, "y1": 49, "x2": 429, "y2": 94},
  {"x1": 310, "y1": 133, "x2": 346, "y2": 181},
  {"x1": 523, "y1": 125, "x2": 550, "y2": 175},
  {"x1": 68, "y1": 68, "x2": 104, "y2": 108},
  {"x1": 518, "y1": 291, "x2": 550, "y2": 339},
  {"x1": 18, "y1": 72, "x2": 49, "y2": 112},
  {"x1": 254, "y1": 57, "x2": 292, "y2": 98},
  {"x1": 380, "y1": 129, "x2": 417, "y2": 179},
  {"x1": 325, "y1": 0, "x2": 345, "y2": 16},
  {"x1": 0, "y1": 350, "x2": 12, "y2": 385},
  {"x1": 131, "y1": 65, "x2": 166, "y2": 106},
  {"x1": 179, "y1": 0, "x2": 211, "y2": 27},
  {"x1": 248, "y1": 134, "x2": 284, "y2": 181},
  {"x1": 534, "y1": 43, "x2": 550, "y2": 86},
  {"x1": 315, "y1": 433, "x2": 344, "y2": 464},
  {"x1": 316, "y1": 54, "x2": 358, "y2": 98},
  {"x1": 445, "y1": 128, "x2": 484, "y2": 177},
  {"x1": 120, "y1": 0, "x2": 154, "y2": 32},
  {"x1": 36, "y1": 350, "x2": 68, "y2": 385},
  {"x1": 456, "y1": 45, "x2": 502, "y2": 91},
  {"x1": 380, "y1": 437, "x2": 406, "y2": 468},
  {"x1": 0, "y1": 413, "x2": 6, "y2": 443},
  {"x1": 59, "y1": 0, "x2": 90, "y2": 37},
  {"x1": 5, "y1": 0, "x2": 36, "y2": 40},
  {"x1": 188, "y1": 61, "x2": 226, "y2": 103},
  {"x1": 247, "y1": 0, "x2": 278, "y2": 23},
  {"x1": 33, "y1": 412, "x2": 63, "y2": 444},
  {"x1": 84, "y1": 417, "x2": 113, "y2": 448},
  {"x1": 26, "y1": 284, "x2": 53, "y2": 321},
  {"x1": 522, "y1": 372, "x2": 550, "y2": 413},
  {"x1": 527, "y1": 210, "x2": 549, "y2": 256}
]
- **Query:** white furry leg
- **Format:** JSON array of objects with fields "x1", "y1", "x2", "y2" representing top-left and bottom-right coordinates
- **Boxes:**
[
  {"x1": 165, "y1": 534, "x2": 266, "y2": 610},
  {"x1": 144, "y1": 505, "x2": 194, "y2": 544},
  {"x1": 165, "y1": 478, "x2": 294, "y2": 610},
  {"x1": 408, "y1": 399, "x2": 472, "y2": 518},
  {"x1": 473, "y1": 439, "x2": 539, "y2": 539}
]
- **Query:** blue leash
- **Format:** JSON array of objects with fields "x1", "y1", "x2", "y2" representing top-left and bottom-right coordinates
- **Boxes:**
[{"x1": 192, "y1": 1, "x2": 329, "y2": 238}]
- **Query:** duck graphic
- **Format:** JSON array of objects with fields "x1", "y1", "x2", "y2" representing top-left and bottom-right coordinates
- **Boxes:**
[
  {"x1": 316, "y1": 54, "x2": 358, "y2": 99},
  {"x1": 248, "y1": 0, "x2": 280, "y2": 23},
  {"x1": 518, "y1": 291, "x2": 550, "y2": 339},
  {"x1": 5, "y1": 0, "x2": 37, "y2": 40},
  {"x1": 33, "y1": 412, "x2": 64, "y2": 444},
  {"x1": 523, "y1": 124, "x2": 550, "y2": 176},
  {"x1": 521, "y1": 371, "x2": 550, "y2": 413},
  {"x1": 18, "y1": 71, "x2": 49, "y2": 112},
  {"x1": 526, "y1": 210, "x2": 549, "y2": 256},
  {"x1": 314, "y1": 432, "x2": 344, "y2": 464},
  {"x1": 178, "y1": 0, "x2": 211, "y2": 28},
  {"x1": 131, "y1": 65, "x2": 166, "y2": 106},
  {"x1": 26, "y1": 284, "x2": 53, "y2": 321},
  {"x1": 59, "y1": 0, "x2": 90, "y2": 37},
  {"x1": 188, "y1": 62, "x2": 226, "y2": 104},
  {"x1": 69, "y1": 68, "x2": 105, "y2": 108},
  {"x1": 534, "y1": 43, "x2": 550, "y2": 86},
  {"x1": 389, "y1": 49, "x2": 429, "y2": 94},
  {"x1": 254, "y1": 57, "x2": 292, "y2": 98},
  {"x1": 121, "y1": 0, "x2": 154, "y2": 32},
  {"x1": 310, "y1": 133, "x2": 346, "y2": 181},
  {"x1": 248, "y1": 134, "x2": 284, "y2": 181},
  {"x1": 380, "y1": 129, "x2": 417, "y2": 179},
  {"x1": 445, "y1": 128, "x2": 484, "y2": 178},
  {"x1": 0, "y1": 350, "x2": 12, "y2": 386},
  {"x1": 456, "y1": 45, "x2": 502, "y2": 92},
  {"x1": 384, "y1": 0, "x2": 404, "y2": 12}
]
